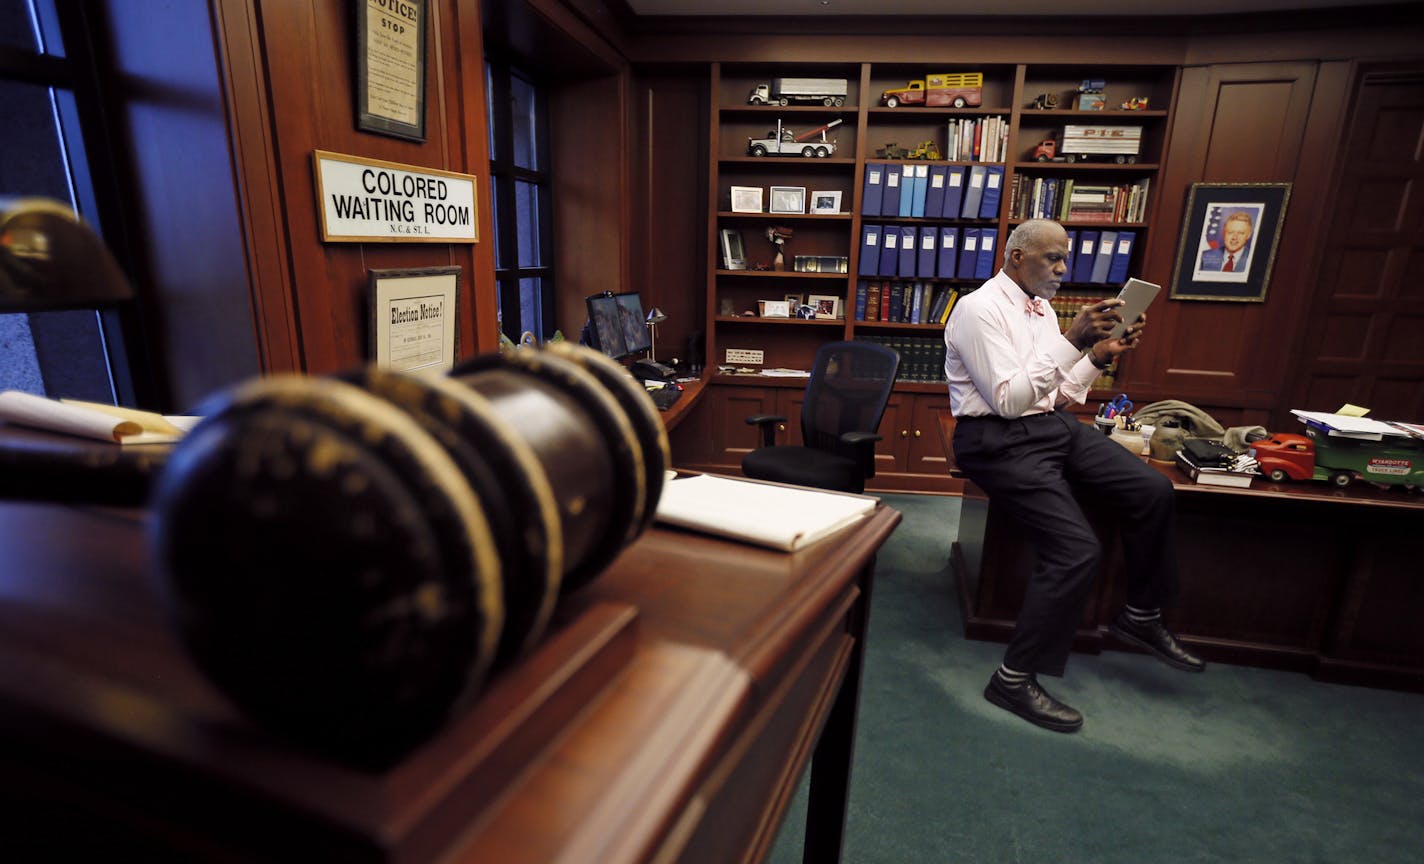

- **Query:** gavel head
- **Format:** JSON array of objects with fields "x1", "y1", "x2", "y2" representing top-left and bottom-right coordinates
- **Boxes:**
[{"x1": 150, "y1": 343, "x2": 667, "y2": 767}]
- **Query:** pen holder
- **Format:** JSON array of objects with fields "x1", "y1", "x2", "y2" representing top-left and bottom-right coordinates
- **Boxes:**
[{"x1": 1094, "y1": 415, "x2": 1116, "y2": 436}]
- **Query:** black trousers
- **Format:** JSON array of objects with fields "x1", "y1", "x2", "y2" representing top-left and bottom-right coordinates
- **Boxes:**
[{"x1": 954, "y1": 410, "x2": 1178, "y2": 677}]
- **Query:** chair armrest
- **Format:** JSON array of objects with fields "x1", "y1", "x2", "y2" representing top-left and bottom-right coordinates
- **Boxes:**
[
  {"x1": 745, "y1": 414, "x2": 787, "y2": 448},
  {"x1": 838, "y1": 431, "x2": 882, "y2": 479}
]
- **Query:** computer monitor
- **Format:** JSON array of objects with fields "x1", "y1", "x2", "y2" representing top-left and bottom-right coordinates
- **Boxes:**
[{"x1": 585, "y1": 291, "x2": 651, "y2": 360}]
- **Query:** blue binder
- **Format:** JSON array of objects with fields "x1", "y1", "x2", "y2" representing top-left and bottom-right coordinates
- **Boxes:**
[
  {"x1": 910, "y1": 164, "x2": 928, "y2": 218},
  {"x1": 859, "y1": 224, "x2": 882, "y2": 276},
  {"x1": 897, "y1": 165, "x2": 914, "y2": 218},
  {"x1": 978, "y1": 165, "x2": 1005, "y2": 219},
  {"x1": 975, "y1": 228, "x2": 998, "y2": 279},
  {"x1": 957, "y1": 228, "x2": 980, "y2": 279},
  {"x1": 960, "y1": 165, "x2": 987, "y2": 219},
  {"x1": 1065, "y1": 230, "x2": 1078, "y2": 280},
  {"x1": 1072, "y1": 231, "x2": 1099, "y2": 283},
  {"x1": 942, "y1": 167, "x2": 965, "y2": 219},
  {"x1": 879, "y1": 227, "x2": 900, "y2": 276},
  {"x1": 937, "y1": 226, "x2": 959, "y2": 279},
  {"x1": 925, "y1": 165, "x2": 947, "y2": 217},
  {"x1": 881, "y1": 166, "x2": 902, "y2": 218},
  {"x1": 898, "y1": 226, "x2": 917, "y2": 277},
  {"x1": 1090, "y1": 231, "x2": 1117, "y2": 283},
  {"x1": 861, "y1": 163, "x2": 885, "y2": 216},
  {"x1": 918, "y1": 226, "x2": 937, "y2": 278},
  {"x1": 1107, "y1": 231, "x2": 1136, "y2": 283}
]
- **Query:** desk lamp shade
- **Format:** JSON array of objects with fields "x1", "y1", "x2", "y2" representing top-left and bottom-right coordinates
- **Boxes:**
[
  {"x1": 0, "y1": 198, "x2": 132, "y2": 313},
  {"x1": 645, "y1": 306, "x2": 667, "y2": 362}
]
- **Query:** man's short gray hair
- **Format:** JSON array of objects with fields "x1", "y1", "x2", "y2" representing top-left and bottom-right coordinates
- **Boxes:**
[{"x1": 1005, "y1": 219, "x2": 1063, "y2": 255}]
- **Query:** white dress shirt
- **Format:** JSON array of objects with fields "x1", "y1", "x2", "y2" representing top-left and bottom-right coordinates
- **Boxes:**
[{"x1": 943, "y1": 270, "x2": 1101, "y2": 418}]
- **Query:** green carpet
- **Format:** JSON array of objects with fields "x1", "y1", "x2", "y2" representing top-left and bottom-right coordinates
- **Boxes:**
[{"x1": 771, "y1": 492, "x2": 1424, "y2": 864}]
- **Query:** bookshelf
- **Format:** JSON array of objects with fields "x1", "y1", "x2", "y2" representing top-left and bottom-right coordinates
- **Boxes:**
[{"x1": 702, "y1": 61, "x2": 1179, "y2": 488}]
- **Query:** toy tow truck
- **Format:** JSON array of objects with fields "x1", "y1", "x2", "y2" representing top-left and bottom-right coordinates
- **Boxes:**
[
  {"x1": 746, "y1": 118, "x2": 843, "y2": 158},
  {"x1": 1251, "y1": 411, "x2": 1424, "y2": 489}
]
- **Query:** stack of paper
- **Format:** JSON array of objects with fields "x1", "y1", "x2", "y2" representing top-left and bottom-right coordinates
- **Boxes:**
[
  {"x1": 0, "y1": 391, "x2": 200, "y2": 445},
  {"x1": 655, "y1": 474, "x2": 877, "y2": 552}
]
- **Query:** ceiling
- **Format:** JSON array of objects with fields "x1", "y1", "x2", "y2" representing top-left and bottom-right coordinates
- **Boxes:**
[{"x1": 623, "y1": 0, "x2": 1417, "y2": 15}]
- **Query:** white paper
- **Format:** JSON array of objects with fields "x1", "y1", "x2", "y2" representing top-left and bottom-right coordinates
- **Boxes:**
[
  {"x1": 655, "y1": 474, "x2": 876, "y2": 551},
  {"x1": 0, "y1": 391, "x2": 191, "y2": 445}
]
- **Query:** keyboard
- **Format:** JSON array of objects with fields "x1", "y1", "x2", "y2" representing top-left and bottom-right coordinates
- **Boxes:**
[{"x1": 648, "y1": 385, "x2": 684, "y2": 412}]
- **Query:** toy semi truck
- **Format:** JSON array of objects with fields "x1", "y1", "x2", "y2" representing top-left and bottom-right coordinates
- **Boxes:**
[
  {"x1": 747, "y1": 78, "x2": 848, "y2": 107},
  {"x1": 879, "y1": 72, "x2": 983, "y2": 108},
  {"x1": 746, "y1": 118, "x2": 843, "y2": 157},
  {"x1": 1033, "y1": 125, "x2": 1143, "y2": 163},
  {"x1": 1251, "y1": 415, "x2": 1424, "y2": 489}
]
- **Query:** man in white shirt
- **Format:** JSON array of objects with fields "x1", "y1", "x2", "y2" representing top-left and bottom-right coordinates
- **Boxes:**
[{"x1": 944, "y1": 219, "x2": 1203, "y2": 734}]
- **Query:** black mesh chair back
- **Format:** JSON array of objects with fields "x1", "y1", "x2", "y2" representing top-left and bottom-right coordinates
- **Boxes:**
[{"x1": 742, "y1": 340, "x2": 900, "y2": 494}]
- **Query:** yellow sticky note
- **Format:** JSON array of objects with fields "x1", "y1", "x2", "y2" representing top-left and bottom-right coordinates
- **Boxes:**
[{"x1": 1335, "y1": 403, "x2": 1370, "y2": 417}]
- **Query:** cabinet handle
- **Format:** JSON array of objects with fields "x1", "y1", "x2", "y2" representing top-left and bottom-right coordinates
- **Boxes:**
[
  {"x1": 914, "y1": 429, "x2": 922, "y2": 438},
  {"x1": 777, "y1": 423, "x2": 786, "y2": 432},
  {"x1": 900, "y1": 429, "x2": 908, "y2": 438}
]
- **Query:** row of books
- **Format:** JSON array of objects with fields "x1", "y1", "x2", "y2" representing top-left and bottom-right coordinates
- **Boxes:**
[
  {"x1": 1009, "y1": 176, "x2": 1152, "y2": 223},
  {"x1": 856, "y1": 333, "x2": 948, "y2": 383},
  {"x1": 1048, "y1": 295, "x2": 1120, "y2": 390},
  {"x1": 859, "y1": 225, "x2": 998, "y2": 280},
  {"x1": 947, "y1": 116, "x2": 1009, "y2": 163},
  {"x1": 862, "y1": 163, "x2": 1004, "y2": 220},
  {"x1": 854, "y1": 281, "x2": 962, "y2": 325}
]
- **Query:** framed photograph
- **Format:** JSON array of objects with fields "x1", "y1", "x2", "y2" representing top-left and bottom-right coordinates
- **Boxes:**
[
  {"x1": 730, "y1": 185, "x2": 763, "y2": 213},
  {"x1": 810, "y1": 190, "x2": 842, "y2": 214},
  {"x1": 1170, "y1": 182, "x2": 1291, "y2": 303},
  {"x1": 368, "y1": 266, "x2": 460, "y2": 375},
  {"x1": 769, "y1": 186, "x2": 807, "y2": 214},
  {"x1": 807, "y1": 293, "x2": 843, "y2": 320},
  {"x1": 355, "y1": 0, "x2": 427, "y2": 142},
  {"x1": 783, "y1": 292, "x2": 804, "y2": 307},
  {"x1": 758, "y1": 300, "x2": 791, "y2": 318},
  {"x1": 720, "y1": 228, "x2": 747, "y2": 270}
]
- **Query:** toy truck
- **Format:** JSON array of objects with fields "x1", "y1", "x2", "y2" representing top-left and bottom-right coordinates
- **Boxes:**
[
  {"x1": 746, "y1": 118, "x2": 843, "y2": 158},
  {"x1": 1252, "y1": 428, "x2": 1424, "y2": 489},
  {"x1": 747, "y1": 78, "x2": 848, "y2": 107},
  {"x1": 879, "y1": 72, "x2": 983, "y2": 108},
  {"x1": 1036, "y1": 125, "x2": 1142, "y2": 163}
]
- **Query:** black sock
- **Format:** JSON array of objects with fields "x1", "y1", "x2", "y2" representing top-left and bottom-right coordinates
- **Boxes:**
[
  {"x1": 996, "y1": 664, "x2": 1030, "y2": 685},
  {"x1": 1125, "y1": 605, "x2": 1161, "y2": 625}
]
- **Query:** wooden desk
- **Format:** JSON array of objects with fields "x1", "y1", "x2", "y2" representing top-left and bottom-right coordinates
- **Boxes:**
[
  {"x1": 658, "y1": 376, "x2": 707, "y2": 431},
  {"x1": 0, "y1": 497, "x2": 899, "y2": 862},
  {"x1": 952, "y1": 459, "x2": 1424, "y2": 690}
]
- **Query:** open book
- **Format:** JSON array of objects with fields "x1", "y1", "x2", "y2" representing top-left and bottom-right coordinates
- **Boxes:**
[
  {"x1": 655, "y1": 473, "x2": 877, "y2": 552},
  {"x1": 0, "y1": 391, "x2": 201, "y2": 445}
]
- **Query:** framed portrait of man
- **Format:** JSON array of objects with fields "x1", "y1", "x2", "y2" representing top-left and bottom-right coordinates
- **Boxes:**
[{"x1": 1170, "y1": 183, "x2": 1291, "y2": 302}]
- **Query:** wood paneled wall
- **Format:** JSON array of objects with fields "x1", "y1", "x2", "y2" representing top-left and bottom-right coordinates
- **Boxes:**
[{"x1": 104, "y1": 0, "x2": 498, "y2": 409}]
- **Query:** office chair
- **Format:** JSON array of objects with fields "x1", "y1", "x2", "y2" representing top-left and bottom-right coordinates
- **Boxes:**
[{"x1": 742, "y1": 340, "x2": 900, "y2": 494}]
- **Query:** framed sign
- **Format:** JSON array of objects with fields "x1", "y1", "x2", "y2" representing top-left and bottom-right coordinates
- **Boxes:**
[
  {"x1": 1170, "y1": 182, "x2": 1291, "y2": 302},
  {"x1": 369, "y1": 267, "x2": 460, "y2": 374},
  {"x1": 313, "y1": 150, "x2": 477, "y2": 243},
  {"x1": 356, "y1": 0, "x2": 427, "y2": 142}
]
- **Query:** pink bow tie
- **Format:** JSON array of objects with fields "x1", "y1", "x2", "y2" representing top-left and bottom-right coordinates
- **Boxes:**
[{"x1": 1025, "y1": 297, "x2": 1045, "y2": 316}]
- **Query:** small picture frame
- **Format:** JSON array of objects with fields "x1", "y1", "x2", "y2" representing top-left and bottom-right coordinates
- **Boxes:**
[
  {"x1": 769, "y1": 186, "x2": 807, "y2": 214},
  {"x1": 806, "y1": 293, "x2": 843, "y2": 320},
  {"x1": 720, "y1": 228, "x2": 747, "y2": 270},
  {"x1": 783, "y1": 292, "x2": 804, "y2": 307},
  {"x1": 730, "y1": 185, "x2": 764, "y2": 213},
  {"x1": 758, "y1": 299, "x2": 791, "y2": 318},
  {"x1": 810, "y1": 190, "x2": 842, "y2": 214},
  {"x1": 368, "y1": 266, "x2": 460, "y2": 374}
]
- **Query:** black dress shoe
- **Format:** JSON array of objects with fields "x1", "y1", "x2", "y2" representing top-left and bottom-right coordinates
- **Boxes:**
[
  {"x1": 1109, "y1": 612, "x2": 1206, "y2": 673},
  {"x1": 983, "y1": 672, "x2": 1083, "y2": 733}
]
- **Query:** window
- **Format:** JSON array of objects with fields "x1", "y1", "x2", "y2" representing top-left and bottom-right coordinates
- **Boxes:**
[
  {"x1": 485, "y1": 60, "x2": 554, "y2": 343},
  {"x1": 0, "y1": 0, "x2": 139, "y2": 404}
]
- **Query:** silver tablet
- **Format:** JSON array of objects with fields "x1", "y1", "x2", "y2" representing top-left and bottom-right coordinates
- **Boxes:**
[{"x1": 1108, "y1": 278, "x2": 1160, "y2": 340}]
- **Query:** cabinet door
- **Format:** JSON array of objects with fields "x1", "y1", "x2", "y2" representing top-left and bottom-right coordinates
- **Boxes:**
[
  {"x1": 776, "y1": 388, "x2": 806, "y2": 447},
  {"x1": 873, "y1": 392, "x2": 911, "y2": 474},
  {"x1": 906, "y1": 393, "x2": 954, "y2": 476},
  {"x1": 706, "y1": 385, "x2": 778, "y2": 469}
]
